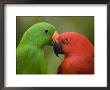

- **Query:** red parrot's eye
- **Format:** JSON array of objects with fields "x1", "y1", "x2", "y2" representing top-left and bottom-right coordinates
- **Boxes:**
[{"x1": 64, "y1": 38, "x2": 70, "y2": 43}]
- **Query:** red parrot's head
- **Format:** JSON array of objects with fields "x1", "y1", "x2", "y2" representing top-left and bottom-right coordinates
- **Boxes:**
[{"x1": 53, "y1": 32, "x2": 93, "y2": 57}]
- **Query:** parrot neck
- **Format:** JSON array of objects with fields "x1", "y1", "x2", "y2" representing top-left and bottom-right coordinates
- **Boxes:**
[
  {"x1": 65, "y1": 47, "x2": 94, "y2": 58},
  {"x1": 19, "y1": 36, "x2": 45, "y2": 48}
]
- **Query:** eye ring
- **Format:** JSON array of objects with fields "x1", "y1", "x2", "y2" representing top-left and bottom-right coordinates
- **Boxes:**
[
  {"x1": 64, "y1": 38, "x2": 70, "y2": 43},
  {"x1": 44, "y1": 30, "x2": 48, "y2": 33}
]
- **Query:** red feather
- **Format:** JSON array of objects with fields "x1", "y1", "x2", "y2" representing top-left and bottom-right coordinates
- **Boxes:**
[{"x1": 58, "y1": 32, "x2": 94, "y2": 74}]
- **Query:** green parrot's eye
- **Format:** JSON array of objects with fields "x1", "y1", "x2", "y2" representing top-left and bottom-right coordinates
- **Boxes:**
[
  {"x1": 64, "y1": 38, "x2": 70, "y2": 43},
  {"x1": 44, "y1": 30, "x2": 48, "y2": 33}
]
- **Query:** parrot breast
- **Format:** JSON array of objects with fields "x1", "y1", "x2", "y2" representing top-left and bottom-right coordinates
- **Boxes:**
[{"x1": 58, "y1": 54, "x2": 94, "y2": 74}]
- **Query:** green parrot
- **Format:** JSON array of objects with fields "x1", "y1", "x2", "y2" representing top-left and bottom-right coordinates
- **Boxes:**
[{"x1": 16, "y1": 22, "x2": 59, "y2": 74}]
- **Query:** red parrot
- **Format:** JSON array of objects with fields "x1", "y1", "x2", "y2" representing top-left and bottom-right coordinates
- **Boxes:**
[{"x1": 53, "y1": 32, "x2": 94, "y2": 74}]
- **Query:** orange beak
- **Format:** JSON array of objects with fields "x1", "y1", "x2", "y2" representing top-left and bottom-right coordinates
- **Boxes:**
[{"x1": 52, "y1": 31, "x2": 59, "y2": 42}]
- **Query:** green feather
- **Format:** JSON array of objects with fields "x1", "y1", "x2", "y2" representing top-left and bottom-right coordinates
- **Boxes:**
[{"x1": 16, "y1": 22, "x2": 56, "y2": 74}]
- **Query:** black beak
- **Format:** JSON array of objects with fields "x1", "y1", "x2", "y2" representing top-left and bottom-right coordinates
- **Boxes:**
[{"x1": 53, "y1": 41, "x2": 64, "y2": 57}]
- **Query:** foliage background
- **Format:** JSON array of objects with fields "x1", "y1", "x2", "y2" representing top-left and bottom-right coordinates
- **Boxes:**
[{"x1": 16, "y1": 16, "x2": 94, "y2": 74}]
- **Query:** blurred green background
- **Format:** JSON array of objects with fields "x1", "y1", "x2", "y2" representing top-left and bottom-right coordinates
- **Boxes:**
[{"x1": 16, "y1": 16, "x2": 94, "y2": 74}]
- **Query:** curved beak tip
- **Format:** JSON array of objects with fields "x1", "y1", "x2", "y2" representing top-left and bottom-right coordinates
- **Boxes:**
[
  {"x1": 51, "y1": 31, "x2": 64, "y2": 57},
  {"x1": 53, "y1": 41, "x2": 64, "y2": 57}
]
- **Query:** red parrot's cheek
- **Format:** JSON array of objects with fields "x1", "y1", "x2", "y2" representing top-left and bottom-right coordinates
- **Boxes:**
[
  {"x1": 62, "y1": 44, "x2": 68, "y2": 53},
  {"x1": 62, "y1": 43, "x2": 74, "y2": 55}
]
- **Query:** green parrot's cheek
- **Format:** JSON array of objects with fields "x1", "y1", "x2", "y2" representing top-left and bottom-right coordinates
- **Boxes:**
[{"x1": 46, "y1": 35, "x2": 53, "y2": 46}]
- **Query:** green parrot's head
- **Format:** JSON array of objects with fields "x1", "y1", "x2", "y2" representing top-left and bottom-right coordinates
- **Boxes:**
[{"x1": 21, "y1": 22, "x2": 59, "y2": 48}]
